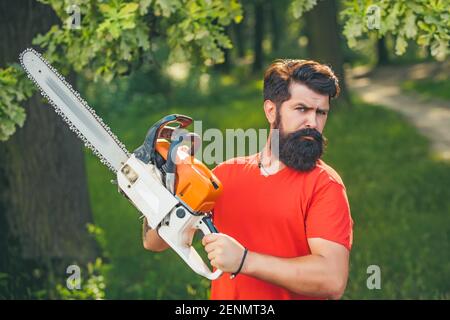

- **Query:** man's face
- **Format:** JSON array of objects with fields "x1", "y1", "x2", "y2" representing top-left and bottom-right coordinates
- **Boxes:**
[
  {"x1": 275, "y1": 82, "x2": 329, "y2": 134},
  {"x1": 269, "y1": 82, "x2": 330, "y2": 171}
]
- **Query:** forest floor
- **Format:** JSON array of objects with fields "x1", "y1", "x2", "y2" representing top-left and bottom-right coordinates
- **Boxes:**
[{"x1": 347, "y1": 61, "x2": 450, "y2": 161}]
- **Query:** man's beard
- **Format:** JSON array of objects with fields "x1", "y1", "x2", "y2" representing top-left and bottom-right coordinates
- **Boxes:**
[{"x1": 273, "y1": 116, "x2": 326, "y2": 172}]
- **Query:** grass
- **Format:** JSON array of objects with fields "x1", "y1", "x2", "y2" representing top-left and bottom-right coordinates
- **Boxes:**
[
  {"x1": 82, "y1": 71, "x2": 450, "y2": 299},
  {"x1": 402, "y1": 78, "x2": 450, "y2": 102},
  {"x1": 324, "y1": 101, "x2": 450, "y2": 299}
]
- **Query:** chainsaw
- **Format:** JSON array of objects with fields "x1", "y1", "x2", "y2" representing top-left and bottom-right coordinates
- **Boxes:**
[{"x1": 20, "y1": 48, "x2": 223, "y2": 280}]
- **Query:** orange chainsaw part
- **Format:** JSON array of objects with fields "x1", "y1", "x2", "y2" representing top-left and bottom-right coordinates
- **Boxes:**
[{"x1": 155, "y1": 139, "x2": 223, "y2": 213}]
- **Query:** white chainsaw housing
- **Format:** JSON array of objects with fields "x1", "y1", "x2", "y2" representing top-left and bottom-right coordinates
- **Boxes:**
[{"x1": 116, "y1": 154, "x2": 222, "y2": 280}]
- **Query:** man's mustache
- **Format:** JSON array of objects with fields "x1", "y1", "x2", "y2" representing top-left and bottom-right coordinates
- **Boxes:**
[{"x1": 286, "y1": 128, "x2": 323, "y2": 144}]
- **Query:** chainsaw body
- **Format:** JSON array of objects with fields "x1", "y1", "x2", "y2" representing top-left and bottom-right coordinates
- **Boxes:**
[
  {"x1": 19, "y1": 49, "x2": 223, "y2": 281},
  {"x1": 116, "y1": 115, "x2": 223, "y2": 280}
]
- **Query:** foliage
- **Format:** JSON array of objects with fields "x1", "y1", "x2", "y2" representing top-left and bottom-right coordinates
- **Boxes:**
[
  {"x1": 2, "y1": 0, "x2": 449, "y2": 141},
  {"x1": 0, "y1": 65, "x2": 34, "y2": 141},
  {"x1": 340, "y1": 0, "x2": 449, "y2": 60},
  {"x1": 290, "y1": 0, "x2": 317, "y2": 19},
  {"x1": 53, "y1": 224, "x2": 109, "y2": 300},
  {"x1": 0, "y1": 221, "x2": 109, "y2": 299},
  {"x1": 34, "y1": 0, "x2": 242, "y2": 80},
  {"x1": 0, "y1": 0, "x2": 242, "y2": 141}
]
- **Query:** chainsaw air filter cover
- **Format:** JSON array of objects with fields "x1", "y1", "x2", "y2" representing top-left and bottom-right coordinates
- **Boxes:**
[{"x1": 155, "y1": 139, "x2": 223, "y2": 213}]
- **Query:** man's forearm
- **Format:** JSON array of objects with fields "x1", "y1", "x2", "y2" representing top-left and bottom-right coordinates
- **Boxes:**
[
  {"x1": 142, "y1": 218, "x2": 169, "y2": 252},
  {"x1": 241, "y1": 251, "x2": 346, "y2": 299}
]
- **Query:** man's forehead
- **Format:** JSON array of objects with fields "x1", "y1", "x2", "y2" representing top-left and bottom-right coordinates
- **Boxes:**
[
  {"x1": 288, "y1": 82, "x2": 330, "y2": 108},
  {"x1": 288, "y1": 96, "x2": 330, "y2": 110}
]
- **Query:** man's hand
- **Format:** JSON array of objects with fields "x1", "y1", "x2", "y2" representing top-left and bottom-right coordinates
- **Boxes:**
[{"x1": 202, "y1": 233, "x2": 246, "y2": 273}]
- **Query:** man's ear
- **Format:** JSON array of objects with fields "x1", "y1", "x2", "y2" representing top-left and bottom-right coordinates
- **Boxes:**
[{"x1": 263, "y1": 100, "x2": 277, "y2": 126}]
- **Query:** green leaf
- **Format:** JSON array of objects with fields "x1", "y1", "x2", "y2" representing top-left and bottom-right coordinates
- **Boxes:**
[
  {"x1": 120, "y1": 3, "x2": 139, "y2": 15},
  {"x1": 430, "y1": 38, "x2": 448, "y2": 61},
  {"x1": 122, "y1": 20, "x2": 136, "y2": 29},
  {"x1": 417, "y1": 21, "x2": 431, "y2": 32},
  {"x1": 184, "y1": 32, "x2": 195, "y2": 42},
  {"x1": 139, "y1": 0, "x2": 153, "y2": 15},
  {"x1": 194, "y1": 29, "x2": 210, "y2": 40},
  {"x1": 0, "y1": 119, "x2": 17, "y2": 137},
  {"x1": 291, "y1": 0, "x2": 317, "y2": 19},
  {"x1": 395, "y1": 36, "x2": 408, "y2": 55},
  {"x1": 343, "y1": 19, "x2": 363, "y2": 48},
  {"x1": 109, "y1": 23, "x2": 121, "y2": 39},
  {"x1": 155, "y1": 0, "x2": 177, "y2": 17},
  {"x1": 404, "y1": 12, "x2": 417, "y2": 39},
  {"x1": 417, "y1": 34, "x2": 431, "y2": 46},
  {"x1": 98, "y1": 3, "x2": 113, "y2": 14}
]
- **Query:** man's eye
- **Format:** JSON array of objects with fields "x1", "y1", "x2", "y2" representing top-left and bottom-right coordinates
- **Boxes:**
[
  {"x1": 296, "y1": 107, "x2": 307, "y2": 112},
  {"x1": 317, "y1": 110, "x2": 328, "y2": 115}
]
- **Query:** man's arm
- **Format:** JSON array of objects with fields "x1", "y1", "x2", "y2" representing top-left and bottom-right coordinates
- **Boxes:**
[
  {"x1": 142, "y1": 217, "x2": 170, "y2": 252},
  {"x1": 203, "y1": 234, "x2": 349, "y2": 299},
  {"x1": 242, "y1": 238, "x2": 349, "y2": 299}
]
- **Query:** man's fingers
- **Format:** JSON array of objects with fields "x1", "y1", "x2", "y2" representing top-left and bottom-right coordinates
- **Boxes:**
[
  {"x1": 204, "y1": 243, "x2": 215, "y2": 253},
  {"x1": 207, "y1": 251, "x2": 215, "y2": 261},
  {"x1": 202, "y1": 233, "x2": 219, "y2": 246}
]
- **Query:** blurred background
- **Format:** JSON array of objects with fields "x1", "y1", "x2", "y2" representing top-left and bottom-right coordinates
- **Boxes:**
[{"x1": 0, "y1": 0, "x2": 449, "y2": 299}]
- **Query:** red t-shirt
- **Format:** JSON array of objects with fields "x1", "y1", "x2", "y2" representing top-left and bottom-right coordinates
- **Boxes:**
[{"x1": 210, "y1": 154, "x2": 353, "y2": 300}]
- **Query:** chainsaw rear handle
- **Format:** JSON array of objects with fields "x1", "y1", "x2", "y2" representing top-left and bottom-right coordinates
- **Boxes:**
[
  {"x1": 157, "y1": 207, "x2": 223, "y2": 281},
  {"x1": 134, "y1": 114, "x2": 193, "y2": 164},
  {"x1": 192, "y1": 214, "x2": 223, "y2": 280},
  {"x1": 199, "y1": 215, "x2": 218, "y2": 233},
  {"x1": 195, "y1": 215, "x2": 222, "y2": 279}
]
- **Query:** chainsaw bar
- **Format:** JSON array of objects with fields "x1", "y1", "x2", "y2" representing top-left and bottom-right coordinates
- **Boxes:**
[{"x1": 20, "y1": 48, "x2": 130, "y2": 173}]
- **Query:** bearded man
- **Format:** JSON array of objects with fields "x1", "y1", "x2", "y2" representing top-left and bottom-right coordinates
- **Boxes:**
[
  {"x1": 143, "y1": 59, "x2": 354, "y2": 300},
  {"x1": 202, "y1": 59, "x2": 354, "y2": 300}
]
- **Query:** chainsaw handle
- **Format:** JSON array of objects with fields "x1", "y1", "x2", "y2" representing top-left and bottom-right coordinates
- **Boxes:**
[
  {"x1": 157, "y1": 211, "x2": 223, "y2": 281},
  {"x1": 164, "y1": 132, "x2": 201, "y2": 194},
  {"x1": 195, "y1": 215, "x2": 223, "y2": 280},
  {"x1": 198, "y1": 215, "x2": 218, "y2": 233},
  {"x1": 165, "y1": 132, "x2": 201, "y2": 173},
  {"x1": 134, "y1": 114, "x2": 192, "y2": 164}
]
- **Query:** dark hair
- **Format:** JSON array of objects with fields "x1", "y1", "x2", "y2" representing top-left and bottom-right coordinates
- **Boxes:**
[{"x1": 263, "y1": 59, "x2": 340, "y2": 106}]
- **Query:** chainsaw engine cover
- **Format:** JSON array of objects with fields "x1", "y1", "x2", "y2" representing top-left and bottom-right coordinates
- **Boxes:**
[{"x1": 156, "y1": 139, "x2": 222, "y2": 213}]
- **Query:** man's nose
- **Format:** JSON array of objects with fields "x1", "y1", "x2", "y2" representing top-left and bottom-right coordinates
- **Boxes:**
[{"x1": 305, "y1": 113, "x2": 318, "y2": 129}]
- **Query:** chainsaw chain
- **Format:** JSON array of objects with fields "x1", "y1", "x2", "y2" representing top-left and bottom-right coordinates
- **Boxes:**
[{"x1": 20, "y1": 48, "x2": 130, "y2": 173}]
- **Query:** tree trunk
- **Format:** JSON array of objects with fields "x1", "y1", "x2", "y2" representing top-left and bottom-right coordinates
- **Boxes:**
[
  {"x1": 253, "y1": 0, "x2": 264, "y2": 72},
  {"x1": 0, "y1": 0, "x2": 98, "y2": 298},
  {"x1": 304, "y1": 0, "x2": 351, "y2": 106},
  {"x1": 233, "y1": 20, "x2": 246, "y2": 59},
  {"x1": 377, "y1": 36, "x2": 390, "y2": 66},
  {"x1": 268, "y1": 1, "x2": 280, "y2": 53}
]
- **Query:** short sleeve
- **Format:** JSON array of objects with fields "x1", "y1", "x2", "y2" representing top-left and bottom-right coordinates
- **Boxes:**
[
  {"x1": 210, "y1": 164, "x2": 223, "y2": 220},
  {"x1": 305, "y1": 181, "x2": 353, "y2": 251}
]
